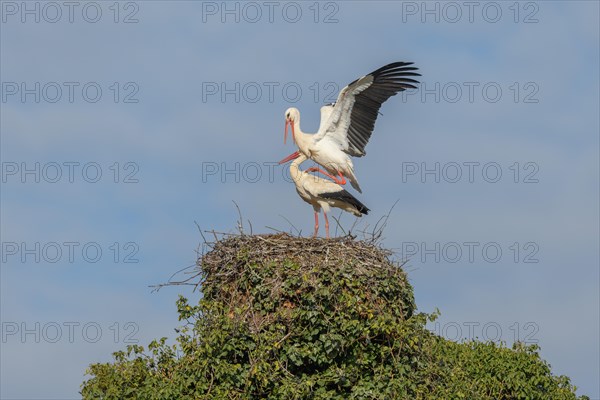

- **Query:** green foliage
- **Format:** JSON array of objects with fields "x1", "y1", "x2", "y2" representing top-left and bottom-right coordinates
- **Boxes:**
[{"x1": 81, "y1": 235, "x2": 588, "y2": 399}]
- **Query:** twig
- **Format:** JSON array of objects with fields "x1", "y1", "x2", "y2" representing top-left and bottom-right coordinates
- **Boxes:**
[
  {"x1": 195, "y1": 221, "x2": 212, "y2": 253},
  {"x1": 370, "y1": 199, "x2": 400, "y2": 244},
  {"x1": 334, "y1": 210, "x2": 343, "y2": 237},
  {"x1": 265, "y1": 226, "x2": 286, "y2": 234},
  {"x1": 349, "y1": 216, "x2": 360, "y2": 237},
  {"x1": 278, "y1": 214, "x2": 301, "y2": 236},
  {"x1": 232, "y1": 200, "x2": 244, "y2": 235},
  {"x1": 331, "y1": 213, "x2": 348, "y2": 237},
  {"x1": 274, "y1": 331, "x2": 292, "y2": 347}
]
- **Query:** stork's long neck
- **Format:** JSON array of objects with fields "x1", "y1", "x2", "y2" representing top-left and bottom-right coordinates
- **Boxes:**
[
  {"x1": 292, "y1": 118, "x2": 310, "y2": 155},
  {"x1": 289, "y1": 153, "x2": 308, "y2": 184}
]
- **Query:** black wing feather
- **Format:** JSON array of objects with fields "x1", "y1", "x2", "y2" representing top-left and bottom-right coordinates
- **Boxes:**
[
  {"x1": 345, "y1": 62, "x2": 421, "y2": 157},
  {"x1": 320, "y1": 189, "x2": 370, "y2": 215}
]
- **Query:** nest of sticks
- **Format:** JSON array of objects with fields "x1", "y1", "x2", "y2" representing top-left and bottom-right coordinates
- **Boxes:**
[
  {"x1": 157, "y1": 232, "x2": 415, "y2": 326},
  {"x1": 202, "y1": 233, "x2": 401, "y2": 285}
]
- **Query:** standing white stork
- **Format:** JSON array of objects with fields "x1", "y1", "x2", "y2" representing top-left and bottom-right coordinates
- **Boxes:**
[
  {"x1": 279, "y1": 151, "x2": 369, "y2": 238},
  {"x1": 283, "y1": 61, "x2": 420, "y2": 193}
]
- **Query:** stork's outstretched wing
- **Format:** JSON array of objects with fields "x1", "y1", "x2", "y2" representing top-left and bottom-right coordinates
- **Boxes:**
[
  {"x1": 317, "y1": 103, "x2": 335, "y2": 134},
  {"x1": 314, "y1": 62, "x2": 420, "y2": 157}
]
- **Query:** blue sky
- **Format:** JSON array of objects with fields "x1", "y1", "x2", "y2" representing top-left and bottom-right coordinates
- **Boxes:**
[{"x1": 1, "y1": 1, "x2": 598, "y2": 398}]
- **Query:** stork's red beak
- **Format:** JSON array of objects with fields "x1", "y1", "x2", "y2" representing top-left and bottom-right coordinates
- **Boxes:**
[
  {"x1": 284, "y1": 118, "x2": 296, "y2": 145},
  {"x1": 278, "y1": 151, "x2": 300, "y2": 164}
]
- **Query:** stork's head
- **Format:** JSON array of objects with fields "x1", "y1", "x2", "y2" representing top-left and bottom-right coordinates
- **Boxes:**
[{"x1": 284, "y1": 107, "x2": 300, "y2": 145}]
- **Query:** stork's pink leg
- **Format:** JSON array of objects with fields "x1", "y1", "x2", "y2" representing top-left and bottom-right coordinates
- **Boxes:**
[
  {"x1": 323, "y1": 212, "x2": 330, "y2": 239},
  {"x1": 313, "y1": 211, "x2": 319, "y2": 238},
  {"x1": 306, "y1": 166, "x2": 330, "y2": 176},
  {"x1": 306, "y1": 167, "x2": 347, "y2": 185},
  {"x1": 335, "y1": 171, "x2": 347, "y2": 185}
]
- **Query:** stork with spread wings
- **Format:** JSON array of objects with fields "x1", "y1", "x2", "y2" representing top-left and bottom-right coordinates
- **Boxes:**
[{"x1": 280, "y1": 62, "x2": 420, "y2": 193}]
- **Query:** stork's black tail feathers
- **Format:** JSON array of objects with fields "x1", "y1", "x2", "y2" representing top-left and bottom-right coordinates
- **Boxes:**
[{"x1": 321, "y1": 189, "x2": 370, "y2": 215}]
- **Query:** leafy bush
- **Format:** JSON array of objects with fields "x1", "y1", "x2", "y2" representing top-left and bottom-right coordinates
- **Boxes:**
[{"x1": 81, "y1": 234, "x2": 588, "y2": 399}]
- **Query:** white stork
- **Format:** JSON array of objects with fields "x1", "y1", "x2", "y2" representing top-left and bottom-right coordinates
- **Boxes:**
[
  {"x1": 279, "y1": 151, "x2": 369, "y2": 238},
  {"x1": 283, "y1": 61, "x2": 420, "y2": 193}
]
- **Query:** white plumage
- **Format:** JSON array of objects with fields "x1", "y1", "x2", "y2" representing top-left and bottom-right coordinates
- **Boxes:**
[
  {"x1": 279, "y1": 152, "x2": 369, "y2": 238},
  {"x1": 283, "y1": 61, "x2": 420, "y2": 193}
]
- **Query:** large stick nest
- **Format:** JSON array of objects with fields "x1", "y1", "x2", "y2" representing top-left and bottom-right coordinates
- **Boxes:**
[{"x1": 195, "y1": 233, "x2": 415, "y2": 325}]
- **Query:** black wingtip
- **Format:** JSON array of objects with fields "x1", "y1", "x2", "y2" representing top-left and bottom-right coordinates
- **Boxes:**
[
  {"x1": 361, "y1": 205, "x2": 370, "y2": 215},
  {"x1": 373, "y1": 61, "x2": 418, "y2": 74},
  {"x1": 321, "y1": 189, "x2": 370, "y2": 216}
]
